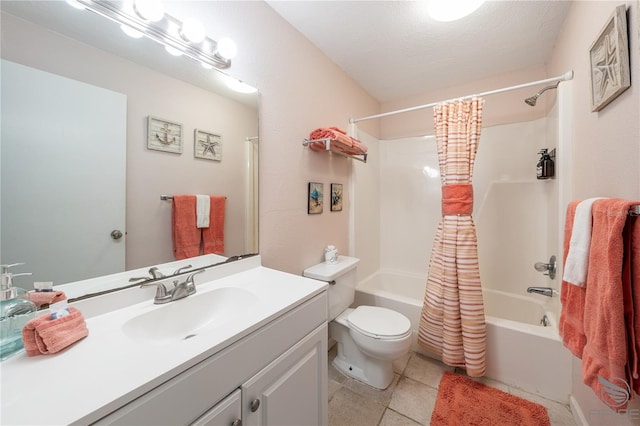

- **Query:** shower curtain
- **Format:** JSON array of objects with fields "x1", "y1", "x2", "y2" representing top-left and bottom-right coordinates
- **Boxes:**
[{"x1": 417, "y1": 98, "x2": 487, "y2": 377}]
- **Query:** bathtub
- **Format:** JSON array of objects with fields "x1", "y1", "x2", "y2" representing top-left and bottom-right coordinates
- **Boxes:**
[{"x1": 353, "y1": 270, "x2": 572, "y2": 403}]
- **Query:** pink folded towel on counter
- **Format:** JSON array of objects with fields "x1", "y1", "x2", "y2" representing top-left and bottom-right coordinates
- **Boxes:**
[
  {"x1": 27, "y1": 291, "x2": 66, "y2": 309},
  {"x1": 202, "y1": 196, "x2": 226, "y2": 255},
  {"x1": 581, "y1": 199, "x2": 640, "y2": 409},
  {"x1": 172, "y1": 195, "x2": 201, "y2": 260},
  {"x1": 22, "y1": 307, "x2": 88, "y2": 356},
  {"x1": 559, "y1": 200, "x2": 587, "y2": 359},
  {"x1": 308, "y1": 127, "x2": 368, "y2": 156}
]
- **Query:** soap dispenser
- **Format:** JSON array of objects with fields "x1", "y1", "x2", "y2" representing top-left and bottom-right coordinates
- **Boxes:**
[
  {"x1": 536, "y1": 149, "x2": 555, "y2": 180},
  {"x1": 0, "y1": 264, "x2": 37, "y2": 360}
]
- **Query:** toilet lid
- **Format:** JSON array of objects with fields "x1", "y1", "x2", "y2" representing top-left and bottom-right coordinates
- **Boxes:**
[{"x1": 347, "y1": 306, "x2": 411, "y2": 339}]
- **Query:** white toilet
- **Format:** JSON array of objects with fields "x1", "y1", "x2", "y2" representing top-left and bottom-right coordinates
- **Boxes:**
[{"x1": 303, "y1": 256, "x2": 412, "y2": 389}]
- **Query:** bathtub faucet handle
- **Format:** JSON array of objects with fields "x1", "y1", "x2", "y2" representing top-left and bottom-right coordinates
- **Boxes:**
[{"x1": 533, "y1": 255, "x2": 556, "y2": 279}]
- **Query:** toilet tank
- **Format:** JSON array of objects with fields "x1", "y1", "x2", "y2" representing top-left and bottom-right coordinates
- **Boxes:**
[{"x1": 303, "y1": 256, "x2": 360, "y2": 321}]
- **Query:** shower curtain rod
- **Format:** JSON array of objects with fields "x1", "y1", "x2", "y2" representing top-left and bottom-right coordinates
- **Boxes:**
[{"x1": 349, "y1": 71, "x2": 574, "y2": 124}]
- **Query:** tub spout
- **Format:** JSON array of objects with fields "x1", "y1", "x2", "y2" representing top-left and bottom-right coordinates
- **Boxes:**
[{"x1": 527, "y1": 286, "x2": 556, "y2": 297}]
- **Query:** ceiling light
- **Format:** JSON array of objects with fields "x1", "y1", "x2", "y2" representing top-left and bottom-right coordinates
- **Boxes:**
[
  {"x1": 427, "y1": 0, "x2": 485, "y2": 22},
  {"x1": 120, "y1": 24, "x2": 144, "y2": 38},
  {"x1": 180, "y1": 18, "x2": 206, "y2": 43},
  {"x1": 68, "y1": 0, "x2": 235, "y2": 70},
  {"x1": 133, "y1": 0, "x2": 165, "y2": 22},
  {"x1": 216, "y1": 37, "x2": 237, "y2": 60}
]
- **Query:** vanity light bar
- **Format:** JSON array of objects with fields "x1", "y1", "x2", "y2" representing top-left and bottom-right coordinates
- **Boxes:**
[{"x1": 73, "y1": 0, "x2": 232, "y2": 70}]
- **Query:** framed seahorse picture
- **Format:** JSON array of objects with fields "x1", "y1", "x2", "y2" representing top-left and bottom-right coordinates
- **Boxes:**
[{"x1": 147, "y1": 116, "x2": 183, "y2": 154}]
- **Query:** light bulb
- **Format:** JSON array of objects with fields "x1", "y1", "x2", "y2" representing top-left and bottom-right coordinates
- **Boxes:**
[
  {"x1": 120, "y1": 24, "x2": 144, "y2": 39},
  {"x1": 180, "y1": 18, "x2": 206, "y2": 43},
  {"x1": 164, "y1": 45, "x2": 183, "y2": 56},
  {"x1": 216, "y1": 37, "x2": 237, "y2": 60},
  {"x1": 133, "y1": 0, "x2": 165, "y2": 22},
  {"x1": 427, "y1": 0, "x2": 485, "y2": 22}
]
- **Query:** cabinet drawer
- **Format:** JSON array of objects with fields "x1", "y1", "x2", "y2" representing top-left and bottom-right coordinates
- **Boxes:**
[
  {"x1": 191, "y1": 389, "x2": 241, "y2": 426},
  {"x1": 94, "y1": 292, "x2": 327, "y2": 425}
]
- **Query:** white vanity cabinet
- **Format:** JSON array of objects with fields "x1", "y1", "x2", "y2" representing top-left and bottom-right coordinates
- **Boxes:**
[{"x1": 93, "y1": 292, "x2": 328, "y2": 426}]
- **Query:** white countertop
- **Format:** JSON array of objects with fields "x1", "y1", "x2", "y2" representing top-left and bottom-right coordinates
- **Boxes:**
[{"x1": 0, "y1": 256, "x2": 327, "y2": 425}]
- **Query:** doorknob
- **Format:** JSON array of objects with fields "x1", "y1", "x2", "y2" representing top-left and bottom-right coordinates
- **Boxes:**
[{"x1": 110, "y1": 230, "x2": 124, "y2": 240}]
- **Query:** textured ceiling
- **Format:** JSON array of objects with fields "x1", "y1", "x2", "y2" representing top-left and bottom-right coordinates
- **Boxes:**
[{"x1": 266, "y1": 0, "x2": 572, "y2": 102}]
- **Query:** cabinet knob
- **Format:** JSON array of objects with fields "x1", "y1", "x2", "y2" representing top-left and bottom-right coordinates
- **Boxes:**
[
  {"x1": 231, "y1": 419, "x2": 242, "y2": 426},
  {"x1": 249, "y1": 398, "x2": 260, "y2": 412}
]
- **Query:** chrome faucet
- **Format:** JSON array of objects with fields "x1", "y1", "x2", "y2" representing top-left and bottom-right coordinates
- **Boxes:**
[
  {"x1": 140, "y1": 270, "x2": 204, "y2": 304},
  {"x1": 526, "y1": 286, "x2": 556, "y2": 297}
]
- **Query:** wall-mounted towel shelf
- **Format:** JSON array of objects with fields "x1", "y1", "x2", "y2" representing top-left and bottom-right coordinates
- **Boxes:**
[{"x1": 302, "y1": 138, "x2": 368, "y2": 163}]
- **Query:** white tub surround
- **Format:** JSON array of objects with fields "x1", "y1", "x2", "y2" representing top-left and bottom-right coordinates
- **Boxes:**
[
  {"x1": 1, "y1": 256, "x2": 328, "y2": 425},
  {"x1": 354, "y1": 270, "x2": 571, "y2": 403}
]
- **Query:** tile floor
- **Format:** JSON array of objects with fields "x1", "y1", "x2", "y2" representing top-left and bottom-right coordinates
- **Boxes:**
[{"x1": 328, "y1": 347, "x2": 576, "y2": 426}]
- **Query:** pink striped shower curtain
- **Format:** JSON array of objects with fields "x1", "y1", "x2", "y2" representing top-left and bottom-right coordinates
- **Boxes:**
[{"x1": 417, "y1": 98, "x2": 487, "y2": 377}]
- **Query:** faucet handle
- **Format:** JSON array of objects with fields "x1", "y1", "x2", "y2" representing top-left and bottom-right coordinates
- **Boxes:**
[
  {"x1": 140, "y1": 280, "x2": 169, "y2": 302},
  {"x1": 0, "y1": 263, "x2": 25, "y2": 274},
  {"x1": 184, "y1": 270, "x2": 205, "y2": 295},
  {"x1": 148, "y1": 267, "x2": 166, "y2": 279},
  {"x1": 173, "y1": 265, "x2": 193, "y2": 275}
]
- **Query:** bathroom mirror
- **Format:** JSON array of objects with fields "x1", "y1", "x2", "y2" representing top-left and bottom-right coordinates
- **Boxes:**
[{"x1": 0, "y1": 1, "x2": 259, "y2": 296}]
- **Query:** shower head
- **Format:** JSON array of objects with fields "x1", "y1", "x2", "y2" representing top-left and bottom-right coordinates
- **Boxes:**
[{"x1": 524, "y1": 82, "x2": 560, "y2": 107}]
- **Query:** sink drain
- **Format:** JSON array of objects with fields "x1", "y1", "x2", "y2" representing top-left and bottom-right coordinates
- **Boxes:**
[{"x1": 183, "y1": 334, "x2": 197, "y2": 340}]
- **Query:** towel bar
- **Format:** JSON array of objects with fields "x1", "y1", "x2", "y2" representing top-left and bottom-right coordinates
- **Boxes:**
[
  {"x1": 160, "y1": 195, "x2": 227, "y2": 201},
  {"x1": 302, "y1": 138, "x2": 368, "y2": 163}
]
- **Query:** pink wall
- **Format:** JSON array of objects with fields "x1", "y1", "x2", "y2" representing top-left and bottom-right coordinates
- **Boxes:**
[
  {"x1": 548, "y1": 1, "x2": 640, "y2": 201},
  {"x1": 547, "y1": 2, "x2": 640, "y2": 423},
  {"x1": 164, "y1": 2, "x2": 380, "y2": 274}
]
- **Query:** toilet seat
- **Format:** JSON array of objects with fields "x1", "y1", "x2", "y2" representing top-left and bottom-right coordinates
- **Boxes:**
[{"x1": 346, "y1": 306, "x2": 411, "y2": 340}]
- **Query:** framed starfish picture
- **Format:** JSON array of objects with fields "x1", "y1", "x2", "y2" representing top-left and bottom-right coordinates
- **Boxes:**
[
  {"x1": 589, "y1": 4, "x2": 630, "y2": 112},
  {"x1": 194, "y1": 129, "x2": 222, "y2": 161},
  {"x1": 147, "y1": 116, "x2": 183, "y2": 154}
]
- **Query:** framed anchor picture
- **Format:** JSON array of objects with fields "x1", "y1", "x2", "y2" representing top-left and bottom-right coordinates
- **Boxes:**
[
  {"x1": 147, "y1": 116, "x2": 183, "y2": 154},
  {"x1": 194, "y1": 129, "x2": 222, "y2": 161}
]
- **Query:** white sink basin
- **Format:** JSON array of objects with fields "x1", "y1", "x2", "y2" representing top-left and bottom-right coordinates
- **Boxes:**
[{"x1": 122, "y1": 287, "x2": 259, "y2": 343}]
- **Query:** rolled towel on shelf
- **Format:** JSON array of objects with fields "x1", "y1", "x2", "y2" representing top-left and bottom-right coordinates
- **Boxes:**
[
  {"x1": 27, "y1": 291, "x2": 67, "y2": 309},
  {"x1": 308, "y1": 127, "x2": 368, "y2": 156},
  {"x1": 22, "y1": 307, "x2": 88, "y2": 356}
]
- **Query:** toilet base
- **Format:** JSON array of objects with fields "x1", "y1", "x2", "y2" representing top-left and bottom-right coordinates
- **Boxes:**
[
  {"x1": 332, "y1": 350, "x2": 394, "y2": 390},
  {"x1": 331, "y1": 318, "x2": 396, "y2": 389}
]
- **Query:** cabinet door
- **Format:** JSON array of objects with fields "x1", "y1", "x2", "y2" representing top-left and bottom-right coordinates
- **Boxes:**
[
  {"x1": 191, "y1": 389, "x2": 242, "y2": 426},
  {"x1": 242, "y1": 324, "x2": 327, "y2": 426}
]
